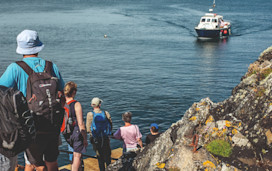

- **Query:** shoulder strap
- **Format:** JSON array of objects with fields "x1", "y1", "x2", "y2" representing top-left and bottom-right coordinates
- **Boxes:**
[
  {"x1": 15, "y1": 61, "x2": 34, "y2": 76},
  {"x1": 44, "y1": 61, "x2": 53, "y2": 74},
  {"x1": 16, "y1": 60, "x2": 53, "y2": 75},
  {"x1": 67, "y1": 100, "x2": 77, "y2": 105},
  {"x1": 68, "y1": 100, "x2": 77, "y2": 121}
]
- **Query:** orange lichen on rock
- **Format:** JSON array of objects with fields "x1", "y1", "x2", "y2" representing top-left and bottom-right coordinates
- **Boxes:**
[
  {"x1": 225, "y1": 120, "x2": 232, "y2": 127},
  {"x1": 189, "y1": 116, "x2": 197, "y2": 121},
  {"x1": 205, "y1": 116, "x2": 214, "y2": 125},
  {"x1": 203, "y1": 160, "x2": 216, "y2": 169}
]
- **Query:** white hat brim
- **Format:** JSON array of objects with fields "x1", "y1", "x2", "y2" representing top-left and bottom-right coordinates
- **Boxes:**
[{"x1": 16, "y1": 44, "x2": 44, "y2": 55}]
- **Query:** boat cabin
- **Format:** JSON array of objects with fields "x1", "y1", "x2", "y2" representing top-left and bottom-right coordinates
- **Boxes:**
[{"x1": 197, "y1": 13, "x2": 224, "y2": 30}]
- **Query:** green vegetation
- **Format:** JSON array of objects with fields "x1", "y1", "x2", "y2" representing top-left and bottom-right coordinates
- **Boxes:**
[
  {"x1": 256, "y1": 87, "x2": 266, "y2": 97},
  {"x1": 260, "y1": 68, "x2": 272, "y2": 80},
  {"x1": 248, "y1": 68, "x2": 272, "y2": 81},
  {"x1": 206, "y1": 139, "x2": 232, "y2": 157}
]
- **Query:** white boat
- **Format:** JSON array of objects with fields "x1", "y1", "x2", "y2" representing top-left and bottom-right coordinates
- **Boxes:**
[{"x1": 195, "y1": 0, "x2": 231, "y2": 38}]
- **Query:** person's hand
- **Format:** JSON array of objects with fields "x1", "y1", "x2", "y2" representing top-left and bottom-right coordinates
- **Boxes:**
[{"x1": 83, "y1": 138, "x2": 88, "y2": 147}]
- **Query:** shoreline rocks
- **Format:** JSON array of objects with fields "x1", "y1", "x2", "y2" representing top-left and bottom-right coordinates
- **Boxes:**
[{"x1": 107, "y1": 46, "x2": 272, "y2": 171}]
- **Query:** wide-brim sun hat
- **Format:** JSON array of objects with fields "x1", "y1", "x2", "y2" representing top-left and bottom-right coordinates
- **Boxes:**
[{"x1": 16, "y1": 29, "x2": 44, "y2": 55}]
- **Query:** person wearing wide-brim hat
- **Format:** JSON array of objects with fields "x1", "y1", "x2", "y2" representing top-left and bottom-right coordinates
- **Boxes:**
[{"x1": 0, "y1": 29, "x2": 65, "y2": 171}]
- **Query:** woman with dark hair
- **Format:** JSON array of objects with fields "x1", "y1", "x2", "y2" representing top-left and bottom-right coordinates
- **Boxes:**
[{"x1": 113, "y1": 112, "x2": 143, "y2": 152}]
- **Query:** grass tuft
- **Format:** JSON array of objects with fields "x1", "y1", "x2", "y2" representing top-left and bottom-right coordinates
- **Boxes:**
[{"x1": 206, "y1": 139, "x2": 232, "y2": 157}]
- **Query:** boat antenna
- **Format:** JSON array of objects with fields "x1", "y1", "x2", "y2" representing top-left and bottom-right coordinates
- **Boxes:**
[{"x1": 212, "y1": 0, "x2": 216, "y2": 8}]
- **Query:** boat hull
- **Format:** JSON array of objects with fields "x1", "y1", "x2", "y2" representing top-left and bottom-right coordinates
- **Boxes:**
[{"x1": 195, "y1": 28, "x2": 230, "y2": 38}]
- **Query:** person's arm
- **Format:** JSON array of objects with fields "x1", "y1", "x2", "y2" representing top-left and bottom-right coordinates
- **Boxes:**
[
  {"x1": 74, "y1": 101, "x2": 88, "y2": 147},
  {"x1": 52, "y1": 63, "x2": 65, "y2": 91},
  {"x1": 86, "y1": 112, "x2": 93, "y2": 135},
  {"x1": 135, "y1": 125, "x2": 143, "y2": 148},
  {"x1": 137, "y1": 138, "x2": 143, "y2": 148},
  {"x1": 113, "y1": 128, "x2": 122, "y2": 140},
  {"x1": 0, "y1": 63, "x2": 18, "y2": 88}
]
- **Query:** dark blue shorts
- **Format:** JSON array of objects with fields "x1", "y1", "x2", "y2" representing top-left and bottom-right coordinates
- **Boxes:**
[
  {"x1": 70, "y1": 126, "x2": 86, "y2": 153},
  {"x1": 25, "y1": 133, "x2": 59, "y2": 166}
]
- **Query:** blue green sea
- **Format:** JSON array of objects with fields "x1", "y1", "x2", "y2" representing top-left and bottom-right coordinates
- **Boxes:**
[{"x1": 0, "y1": 0, "x2": 271, "y2": 167}]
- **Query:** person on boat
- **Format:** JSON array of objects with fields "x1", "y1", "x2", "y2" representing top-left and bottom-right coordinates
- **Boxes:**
[
  {"x1": 64, "y1": 81, "x2": 88, "y2": 171},
  {"x1": 145, "y1": 123, "x2": 161, "y2": 145},
  {"x1": 86, "y1": 97, "x2": 112, "y2": 171},
  {"x1": 0, "y1": 29, "x2": 65, "y2": 171},
  {"x1": 113, "y1": 112, "x2": 143, "y2": 152},
  {"x1": 219, "y1": 19, "x2": 225, "y2": 28}
]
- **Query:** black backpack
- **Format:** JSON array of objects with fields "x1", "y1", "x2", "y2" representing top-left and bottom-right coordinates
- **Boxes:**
[
  {"x1": 61, "y1": 100, "x2": 77, "y2": 146},
  {"x1": 0, "y1": 86, "x2": 35, "y2": 157},
  {"x1": 16, "y1": 61, "x2": 64, "y2": 133}
]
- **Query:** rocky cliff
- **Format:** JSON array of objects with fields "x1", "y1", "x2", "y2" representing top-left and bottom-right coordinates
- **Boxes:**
[{"x1": 107, "y1": 46, "x2": 272, "y2": 171}]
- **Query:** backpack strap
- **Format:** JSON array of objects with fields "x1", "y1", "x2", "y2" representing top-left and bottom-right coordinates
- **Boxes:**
[
  {"x1": 16, "y1": 60, "x2": 53, "y2": 75},
  {"x1": 44, "y1": 61, "x2": 53, "y2": 74},
  {"x1": 68, "y1": 100, "x2": 77, "y2": 126},
  {"x1": 15, "y1": 61, "x2": 34, "y2": 76}
]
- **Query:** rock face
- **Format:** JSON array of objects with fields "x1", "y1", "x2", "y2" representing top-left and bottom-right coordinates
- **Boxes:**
[{"x1": 107, "y1": 47, "x2": 272, "y2": 171}]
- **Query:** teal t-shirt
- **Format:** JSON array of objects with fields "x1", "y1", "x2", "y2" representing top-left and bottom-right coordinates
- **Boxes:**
[{"x1": 0, "y1": 57, "x2": 65, "y2": 97}]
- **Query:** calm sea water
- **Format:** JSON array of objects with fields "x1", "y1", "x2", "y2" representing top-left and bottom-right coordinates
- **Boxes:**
[{"x1": 0, "y1": 0, "x2": 271, "y2": 166}]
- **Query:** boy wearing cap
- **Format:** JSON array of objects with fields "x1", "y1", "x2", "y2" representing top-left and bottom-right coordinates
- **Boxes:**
[
  {"x1": 145, "y1": 123, "x2": 161, "y2": 145},
  {"x1": 86, "y1": 97, "x2": 112, "y2": 171},
  {"x1": 0, "y1": 30, "x2": 65, "y2": 171}
]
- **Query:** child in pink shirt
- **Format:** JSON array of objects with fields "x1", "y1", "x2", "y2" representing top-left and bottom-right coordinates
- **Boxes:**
[{"x1": 113, "y1": 112, "x2": 143, "y2": 152}]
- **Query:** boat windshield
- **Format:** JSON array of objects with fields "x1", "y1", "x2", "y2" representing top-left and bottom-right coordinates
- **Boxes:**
[
  {"x1": 212, "y1": 19, "x2": 217, "y2": 23},
  {"x1": 201, "y1": 18, "x2": 205, "y2": 22}
]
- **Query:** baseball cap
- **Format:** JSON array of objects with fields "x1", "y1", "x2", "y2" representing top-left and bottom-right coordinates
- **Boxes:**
[
  {"x1": 91, "y1": 97, "x2": 103, "y2": 107},
  {"x1": 150, "y1": 123, "x2": 159, "y2": 130}
]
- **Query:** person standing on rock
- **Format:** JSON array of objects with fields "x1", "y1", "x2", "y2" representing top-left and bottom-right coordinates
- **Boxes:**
[
  {"x1": 145, "y1": 123, "x2": 161, "y2": 145},
  {"x1": 113, "y1": 112, "x2": 143, "y2": 152},
  {"x1": 0, "y1": 29, "x2": 65, "y2": 171},
  {"x1": 86, "y1": 97, "x2": 112, "y2": 171},
  {"x1": 64, "y1": 81, "x2": 88, "y2": 171}
]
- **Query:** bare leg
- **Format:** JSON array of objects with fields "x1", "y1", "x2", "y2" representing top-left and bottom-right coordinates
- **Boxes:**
[
  {"x1": 44, "y1": 160, "x2": 58, "y2": 171},
  {"x1": 24, "y1": 164, "x2": 35, "y2": 171},
  {"x1": 31, "y1": 165, "x2": 46, "y2": 171},
  {"x1": 72, "y1": 152, "x2": 82, "y2": 171}
]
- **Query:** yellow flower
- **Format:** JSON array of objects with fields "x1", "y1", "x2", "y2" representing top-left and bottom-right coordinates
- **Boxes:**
[
  {"x1": 189, "y1": 116, "x2": 197, "y2": 121},
  {"x1": 196, "y1": 108, "x2": 200, "y2": 111},
  {"x1": 203, "y1": 160, "x2": 216, "y2": 169},
  {"x1": 156, "y1": 162, "x2": 165, "y2": 169},
  {"x1": 225, "y1": 121, "x2": 232, "y2": 127}
]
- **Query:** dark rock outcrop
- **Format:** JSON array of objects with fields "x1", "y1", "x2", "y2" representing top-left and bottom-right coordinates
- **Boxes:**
[{"x1": 107, "y1": 46, "x2": 272, "y2": 171}]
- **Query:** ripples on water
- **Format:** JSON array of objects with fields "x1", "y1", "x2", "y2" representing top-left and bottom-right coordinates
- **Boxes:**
[{"x1": 0, "y1": 0, "x2": 271, "y2": 166}]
